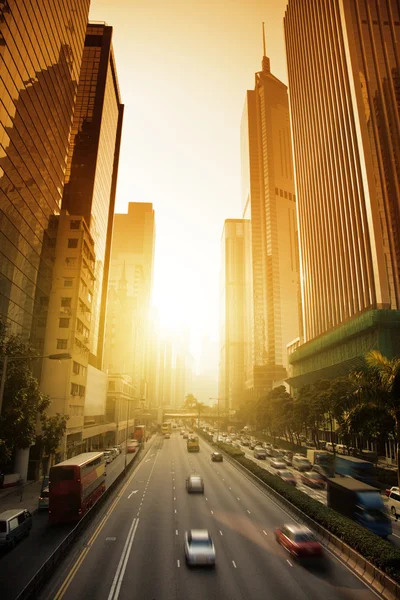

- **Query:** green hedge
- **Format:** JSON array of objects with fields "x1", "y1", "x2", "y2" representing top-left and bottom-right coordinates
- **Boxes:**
[{"x1": 196, "y1": 428, "x2": 400, "y2": 582}]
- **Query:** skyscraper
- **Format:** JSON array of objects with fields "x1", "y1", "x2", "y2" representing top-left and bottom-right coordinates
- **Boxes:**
[
  {"x1": 104, "y1": 202, "x2": 155, "y2": 397},
  {"x1": 241, "y1": 31, "x2": 300, "y2": 397},
  {"x1": 0, "y1": 0, "x2": 90, "y2": 346},
  {"x1": 219, "y1": 219, "x2": 251, "y2": 411},
  {"x1": 284, "y1": 0, "x2": 400, "y2": 387},
  {"x1": 62, "y1": 23, "x2": 124, "y2": 369}
]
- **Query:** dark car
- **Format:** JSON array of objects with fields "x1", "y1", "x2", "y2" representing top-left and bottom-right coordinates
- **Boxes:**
[
  {"x1": 211, "y1": 452, "x2": 223, "y2": 462},
  {"x1": 311, "y1": 464, "x2": 334, "y2": 481},
  {"x1": 283, "y1": 453, "x2": 293, "y2": 466},
  {"x1": 300, "y1": 471, "x2": 326, "y2": 489},
  {"x1": 275, "y1": 524, "x2": 322, "y2": 559}
]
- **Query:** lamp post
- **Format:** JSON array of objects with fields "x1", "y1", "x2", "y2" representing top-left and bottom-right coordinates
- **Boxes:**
[{"x1": 0, "y1": 352, "x2": 72, "y2": 415}]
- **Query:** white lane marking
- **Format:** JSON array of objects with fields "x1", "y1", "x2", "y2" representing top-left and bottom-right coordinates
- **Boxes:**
[
  {"x1": 173, "y1": 486, "x2": 175, "y2": 490},
  {"x1": 127, "y1": 490, "x2": 138, "y2": 499},
  {"x1": 176, "y1": 530, "x2": 178, "y2": 535},
  {"x1": 392, "y1": 533, "x2": 400, "y2": 539},
  {"x1": 211, "y1": 510, "x2": 214, "y2": 515},
  {"x1": 205, "y1": 497, "x2": 208, "y2": 501},
  {"x1": 262, "y1": 530, "x2": 268, "y2": 536},
  {"x1": 107, "y1": 517, "x2": 139, "y2": 600},
  {"x1": 177, "y1": 560, "x2": 180, "y2": 567},
  {"x1": 237, "y1": 497, "x2": 240, "y2": 501},
  {"x1": 229, "y1": 487, "x2": 232, "y2": 490},
  {"x1": 174, "y1": 497, "x2": 176, "y2": 500},
  {"x1": 286, "y1": 559, "x2": 293, "y2": 567},
  {"x1": 145, "y1": 459, "x2": 151, "y2": 462},
  {"x1": 106, "y1": 537, "x2": 116, "y2": 541},
  {"x1": 174, "y1": 509, "x2": 177, "y2": 513},
  {"x1": 232, "y1": 560, "x2": 237, "y2": 568},
  {"x1": 247, "y1": 510, "x2": 251, "y2": 514},
  {"x1": 219, "y1": 530, "x2": 223, "y2": 536}
]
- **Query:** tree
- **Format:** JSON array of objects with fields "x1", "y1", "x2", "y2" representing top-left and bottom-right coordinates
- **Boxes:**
[
  {"x1": 38, "y1": 413, "x2": 69, "y2": 474},
  {"x1": 352, "y1": 350, "x2": 400, "y2": 485},
  {"x1": 0, "y1": 321, "x2": 50, "y2": 466},
  {"x1": 184, "y1": 393, "x2": 198, "y2": 409}
]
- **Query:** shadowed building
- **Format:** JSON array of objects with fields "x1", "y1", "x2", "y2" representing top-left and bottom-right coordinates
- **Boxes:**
[
  {"x1": 284, "y1": 0, "x2": 400, "y2": 387},
  {"x1": 0, "y1": 0, "x2": 90, "y2": 347},
  {"x1": 62, "y1": 23, "x2": 124, "y2": 369}
]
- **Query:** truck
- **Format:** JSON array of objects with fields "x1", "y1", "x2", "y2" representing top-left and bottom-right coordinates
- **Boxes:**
[
  {"x1": 334, "y1": 454, "x2": 376, "y2": 485},
  {"x1": 327, "y1": 477, "x2": 392, "y2": 538},
  {"x1": 133, "y1": 425, "x2": 146, "y2": 443},
  {"x1": 306, "y1": 449, "x2": 335, "y2": 476},
  {"x1": 187, "y1": 435, "x2": 200, "y2": 452}
]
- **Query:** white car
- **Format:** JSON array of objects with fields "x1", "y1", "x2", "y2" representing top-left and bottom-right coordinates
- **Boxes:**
[{"x1": 184, "y1": 530, "x2": 216, "y2": 566}]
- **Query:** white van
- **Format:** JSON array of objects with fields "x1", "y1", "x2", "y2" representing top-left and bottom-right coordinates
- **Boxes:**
[
  {"x1": 325, "y1": 442, "x2": 334, "y2": 452},
  {"x1": 388, "y1": 489, "x2": 400, "y2": 518},
  {"x1": 292, "y1": 455, "x2": 312, "y2": 472},
  {"x1": 0, "y1": 509, "x2": 32, "y2": 548}
]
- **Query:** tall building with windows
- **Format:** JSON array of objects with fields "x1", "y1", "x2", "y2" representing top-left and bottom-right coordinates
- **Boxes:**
[
  {"x1": 284, "y1": 0, "x2": 400, "y2": 388},
  {"x1": 62, "y1": 23, "x2": 124, "y2": 369},
  {"x1": 104, "y1": 202, "x2": 155, "y2": 398},
  {"x1": 241, "y1": 36, "x2": 300, "y2": 398},
  {"x1": 219, "y1": 219, "x2": 252, "y2": 411},
  {"x1": 0, "y1": 0, "x2": 90, "y2": 347}
]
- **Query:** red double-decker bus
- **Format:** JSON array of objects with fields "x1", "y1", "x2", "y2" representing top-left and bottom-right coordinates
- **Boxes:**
[{"x1": 49, "y1": 452, "x2": 105, "y2": 524}]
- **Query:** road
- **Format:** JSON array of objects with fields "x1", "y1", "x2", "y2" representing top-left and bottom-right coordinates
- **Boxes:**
[
  {"x1": 236, "y1": 441, "x2": 400, "y2": 545},
  {"x1": 0, "y1": 447, "x2": 141, "y2": 600},
  {"x1": 38, "y1": 432, "x2": 379, "y2": 600}
]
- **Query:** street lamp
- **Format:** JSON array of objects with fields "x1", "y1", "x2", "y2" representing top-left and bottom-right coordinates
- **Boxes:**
[{"x1": 0, "y1": 352, "x2": 72, "y2": 415}]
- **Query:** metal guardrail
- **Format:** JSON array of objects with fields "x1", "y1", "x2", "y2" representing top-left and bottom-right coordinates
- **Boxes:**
[
  {"x1": 15, "y1": 444, "x2": 146, "y2": 600},
  {"x1": 198, "y1": 431, "x2": 400, "y2": 600}
]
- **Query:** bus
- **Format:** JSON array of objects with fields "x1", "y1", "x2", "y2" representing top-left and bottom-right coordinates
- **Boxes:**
[
  {"x1": 133, "y1": 425, "x2": 146, "y2": 443},
  {"x1": 187, "y1": 436, "x2": 200, "y2": 452},
  {"x1": 161, "y1": 422, "x2": 171, "y2": 435},
  {"x1": 49, "y1": 452, "x2": 105, "y2": 524}
]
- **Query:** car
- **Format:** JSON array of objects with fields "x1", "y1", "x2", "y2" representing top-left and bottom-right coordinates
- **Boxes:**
[
  {"x1": 275, "y1": 524, "x2": 323, "y2": 559},
  {"x1": 113, "y1": 445, "x2": 121, "y2": 455},
  {"x1": 184, "y1": 529, "x2": 216, "y2": 566},
  {"x1": 270, "y1": 458, "x2": 287, "y2": 469},
  {"x1": 276, "y1": 470, "x2": 297, "y2": 486},
  {"x1": 38, "y1": 476, "x2": 49, "y2": 510},
  {"x1": 292, "y1": 455, "x2": 312, "y2": 472},
  {"x1": 211, "y1": 452, "x2": 223, "y2": 462},
  {"x1": 225, "y1": 437, "x2": 232, "y2": 444},
  {"x1": 103, "y1": 450, "x2": 113, "y2": 464},
  {"x1": 318, "y1": 441, "x2": 327, "y2": 450},
  {"x1": 0, "y1": 509, "x2": 32, "y2": 549},
  {"x1": 183, "y1": 433, "x2": 188, "y2": 439},
  {"x1": 305, "y1": 439, "x2": 316, "y2": 447},
  {"x1": 387, "y1": 489, "x2": 400, "y2": 518},
  {"x1": 283, "y1": 452, "x2": 293, "y2": 466},
  {"x1": 300, "y1": 471, "x2": 326, "y2": 489},
  {"x1": 164, "y1": 433, "x2": 170, "y2": 439},
  {"x1": 232, "y1": 441, "x2": 242, "y2": 449},
  {"x1": 241, "y1": 439, "x2": 250, "y2": 446},
  {"x1": 105, "y1": 448, "x2": 117, "y2": 459},
  {"x1": 311, "y1": 464, "x2": 334, "y2": 482},
  {"x1": 385, "y1": 486, "x2": 400, "y2": 497},
  {"x1": 186, "y1": 475, "x2": 204, "y2": 493},
  {"x1": 254, "y1": 448, "x2": 267, "y2": 459}
]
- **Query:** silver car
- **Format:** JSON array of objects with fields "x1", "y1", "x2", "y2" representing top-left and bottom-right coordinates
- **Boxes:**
[{"x1": 184, "y1": 530, "x2": 216, "y2": 566}]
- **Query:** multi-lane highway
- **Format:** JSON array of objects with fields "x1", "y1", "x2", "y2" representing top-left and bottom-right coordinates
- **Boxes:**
[
  {"x1": 0, "y1": 448, "x2": 139, "y2": 600},
  {"x1": 38, "y1": 432, "x2": 380, "y2": 600}
]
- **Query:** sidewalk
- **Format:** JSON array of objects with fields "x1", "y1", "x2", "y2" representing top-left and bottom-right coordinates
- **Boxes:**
[{"x1": 0, "y1": 480, "x2": 43, "y2": 514}]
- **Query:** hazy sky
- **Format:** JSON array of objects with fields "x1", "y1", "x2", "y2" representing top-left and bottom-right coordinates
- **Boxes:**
[{"x1": 90, "y1": 0, "x2": 289, "y2": 360}]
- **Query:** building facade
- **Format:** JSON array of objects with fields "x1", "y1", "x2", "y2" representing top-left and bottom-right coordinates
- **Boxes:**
[
  {"x1": 284, "y1": 0, "x2": 400, "y2": 387},
  {"x1": 219, "y1": 219, "x2": 252, "y2": 411},
  {"x1": 104, "y1": 202, "x2": 155, "y2": 398},
  {"x1": 240, "y1": 43, "x2": 300, "y2": 397},
  {"x1": 62, "y1": 23, "x2": 124, "y2": 369},
  {"x1": 0, "y1": 0, "x2": 90, "y2": 346}
]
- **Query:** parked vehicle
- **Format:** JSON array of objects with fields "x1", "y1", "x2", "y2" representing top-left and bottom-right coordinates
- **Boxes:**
[
  {"x1": 300, "y1": 471, "x2": 326, "y2": 489},
  {"x1": 327, "y1": 477, "x2": 392, "y2": 537},
  {"x1": 113, "y1": 445, "x2": 121, "y2": 455},
  {"x1": 387, "y1": 489, "x2": 400, "y2": 518},
  {"x1": 276, "y1": 470, "x2": 297, "y2": 486},
  {"x1": 275, "y1": 524, "x2": 322, "y2": 559},
  {"x1": 49, "y1": 453, "x2": 106, "y2": 524},
  {"x1": 103, "y1": 451, "x2": 113, "y2": 464},
  {"x1": 0, "y1": 509, "x2": 32, "y2": 548},
  {"x1": 133, "y1": 425, "x2": 146, "y2": 443},
  {"x1": 38, "y1": 476, "x2": 50, "y2": 511},
  {"x1": 334, "y1": 455, "x2": 376, "y2": 485},
  {"x1": 292, "y1": 455, "x2": 312, "y2": 472},
  {"x1": 325, "y1": 442, "x2": 334, "y2": 452},
  {"x1": 385, "y1": 486, "x2": 400, "y2": 497},
  {"x1": 127, "y1": 440, "x2": 140, "y2": 453}
]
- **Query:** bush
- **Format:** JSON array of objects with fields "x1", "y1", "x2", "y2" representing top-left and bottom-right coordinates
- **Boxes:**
[{"x1": 195, "y1": 426, "x2": 400, "y2": 582}]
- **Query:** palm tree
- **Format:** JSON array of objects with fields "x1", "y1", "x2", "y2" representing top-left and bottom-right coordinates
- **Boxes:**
[{"x1": 353, "y1": 350, "x2": 400, "y2": 485}]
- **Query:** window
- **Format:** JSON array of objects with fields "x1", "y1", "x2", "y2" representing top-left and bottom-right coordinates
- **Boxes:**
[
  {"x1": 73, "y1": 361, "x2": 80, "y2": 374},
  {"x1": 68, "y1": 239, "x2": 78, "y2": 248},
  {"x1": 70, "y1": 220, "x2": 80, "y2": 230},
  {"x1": 57, "y1": 339, "x2": 68, "y2": 349},
  {"x1": 9, "y1": 518, "x2": 19, "y2": 531},
  {"x1": 71, "y1": 383, "x2": 79, "y2": 396},
  {"x1": 108, "y1": 381, "x2": 115, "y2": 391},
  {"x1": 275, "y1": 187, "x2": 279, "y2": 195},
  {"x1": 61, "y1": 297, "x2": 72, "y2": 308},
  {"x1": 59, "y1": 318, "x2": 69, "y2": 328},
  {"x1": 64, "y1": 279, "x2": 73, "y2": 287}
]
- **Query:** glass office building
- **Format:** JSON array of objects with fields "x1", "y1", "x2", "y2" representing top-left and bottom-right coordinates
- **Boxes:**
[
  {"x1": 62, "y1": 24, "x2": 124, "y2": 368},
  {"x1": 0, "y1": 0, "x2": 90, "y2": 347}
]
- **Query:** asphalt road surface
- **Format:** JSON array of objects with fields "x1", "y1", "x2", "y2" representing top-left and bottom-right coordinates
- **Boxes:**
[
  {"x1": 0, "y1": 448, "x2": 140, "y2": 600},
  {"x1": 38, "y1": 433, "x2": 380, "y2": 600}
]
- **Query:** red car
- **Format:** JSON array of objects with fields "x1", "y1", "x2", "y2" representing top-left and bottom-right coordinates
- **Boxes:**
[
  {"x1": 299, "y1": 471, "x2": 326, "y2": 489},
  {"x1": 275, "y1": 524, "x2": 323, "y2": 558}
]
